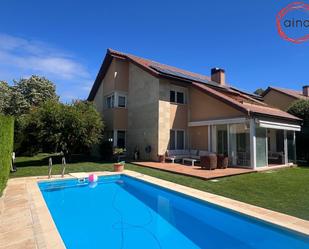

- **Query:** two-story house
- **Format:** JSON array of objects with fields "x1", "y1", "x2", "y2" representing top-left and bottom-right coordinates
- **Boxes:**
[{"x1": 88, "y1": 49, "x2": 301, "y2": 169}]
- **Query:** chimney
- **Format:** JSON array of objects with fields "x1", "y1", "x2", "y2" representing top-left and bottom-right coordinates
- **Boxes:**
[
  {"x1": 211, "y1": 68, "x2": 225, "y2": 86},
  {"x1": 303, "y1": 85, "x2": 309, "y2": 97}
]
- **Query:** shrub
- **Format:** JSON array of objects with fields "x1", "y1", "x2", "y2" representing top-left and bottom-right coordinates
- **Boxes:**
[
  {"x1": 100, "y1": 141, "x2": 113, "y2": 160},
  {"x1": 18, "y1": 101, "x2": 104, "y2": 157},
  {"x1": 0, "y1": 115, "x2": 14, "y2": 196},
  {"x1": 288, "y1": 99, "x2": 309, "y2": 163}
]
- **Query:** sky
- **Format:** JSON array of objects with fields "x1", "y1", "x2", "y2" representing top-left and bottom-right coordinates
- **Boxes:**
[{"x1": 0, "y1": 0, "x2": 308, "y2": 102}]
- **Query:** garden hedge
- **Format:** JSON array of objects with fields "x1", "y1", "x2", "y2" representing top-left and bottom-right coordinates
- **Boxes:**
[{"x1": 0, "y1": 115, "x2": 14, "y2": 196}]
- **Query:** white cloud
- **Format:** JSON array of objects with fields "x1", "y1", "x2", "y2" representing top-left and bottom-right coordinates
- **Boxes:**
[
  {"x1": 0, "y1": 33, "x2": 94, "y2": 101},
  {"x1": 0, "y1": 33, "x2": 89, "y2": 80}
]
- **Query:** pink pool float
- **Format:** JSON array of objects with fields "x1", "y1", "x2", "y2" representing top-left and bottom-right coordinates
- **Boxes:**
[{"x1": 88, "y1": 174, "x2": 98, "y2": 183}]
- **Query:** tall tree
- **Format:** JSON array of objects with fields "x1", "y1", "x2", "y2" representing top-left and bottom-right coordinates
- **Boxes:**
[
  {"x1": 13, "y1": 75, "x2": 59, "y2": 114},
  {"x1": 0, "y1": 75, "x2": 59, "y2": 116},
  {"x1": 288, "y1": 99, "x2": 309, "y2": 163},
  {"x1": 254, "y1": 88, "x2": 265, "y2": 96},
  {"x1": 0, "y1": 81, "x2": 12, "y2": 114},
  {"x1": 21, "y1": 101, "x2": 104, "y2": 156}
]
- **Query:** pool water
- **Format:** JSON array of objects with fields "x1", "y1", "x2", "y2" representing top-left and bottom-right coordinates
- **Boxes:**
[{"x1": 39, "y1": 175, "x2": 309, "y2": 249}]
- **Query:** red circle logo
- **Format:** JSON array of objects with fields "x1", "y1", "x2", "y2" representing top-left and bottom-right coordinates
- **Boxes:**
[{"x1": 276, "y1": 2, "x2": 309, "y2": 44}]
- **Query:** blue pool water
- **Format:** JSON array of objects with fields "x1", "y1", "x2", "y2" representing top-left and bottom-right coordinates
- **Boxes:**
[{"x1": 39, "y1": 175, "x2": 309, "y2": 249}]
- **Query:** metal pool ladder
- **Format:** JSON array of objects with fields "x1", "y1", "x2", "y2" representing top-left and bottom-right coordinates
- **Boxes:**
[
  {"x1": 48, "y1": 157, "x2": 53, "y2": 178},
  {"x1": 61, "y1": 156, "x2": 66, "y2": 178},
  {"x1": 47, "y1": 156, "x2": 66, "y2": 178}
]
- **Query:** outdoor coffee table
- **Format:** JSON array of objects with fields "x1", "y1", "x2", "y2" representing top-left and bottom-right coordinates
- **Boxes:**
[{"x1": 182, "y1": 158, "x2": 198, "y2": 166}]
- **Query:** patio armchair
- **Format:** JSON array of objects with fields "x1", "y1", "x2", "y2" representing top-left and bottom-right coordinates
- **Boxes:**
[
  {"x1": 217, "y1": 154, "x2": 228, "y2": 169},
  {"x1": 200, "y1": 154, "x2": 217, "y2": 170}
]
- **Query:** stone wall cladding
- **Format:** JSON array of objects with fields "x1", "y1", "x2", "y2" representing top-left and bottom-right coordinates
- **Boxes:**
[
  {"x1": 158, "y1": 80, "x2": 171, "y2": 155},
  {"x1": 127, "y1": 63, "x2": 160, "y2": 160},
  {"x1": 158, "y1": 80, "x2": 189, "y2": 154}
]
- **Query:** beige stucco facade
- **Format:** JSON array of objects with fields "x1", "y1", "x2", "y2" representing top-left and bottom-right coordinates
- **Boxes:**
[
  {"x1": 189, "y1": 126, "x2": 209, "y2": 151},
  {"x1": 93, "y1": 58, "x2": 129, "y2": 134},
  {"x1": 189, "y1": 87, "x2": 244, "y2": 121},
  {"x1": 263, "y1": 90, "x2": 297, "y2": 111}
]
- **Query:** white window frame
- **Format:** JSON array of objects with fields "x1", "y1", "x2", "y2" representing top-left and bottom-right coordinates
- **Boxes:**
[
  {"x1": 117, "y1": 94, "x2": 127, "y2": 108},
  {"x1": 105, "y1": 91, "x2": 128, "y2": 109},
  {"x1": 170, "y1": 129, "x2": 186, "y2": 150},
  {"x1": 105, "y1": 94, "x2": 115, "y2": 109}
]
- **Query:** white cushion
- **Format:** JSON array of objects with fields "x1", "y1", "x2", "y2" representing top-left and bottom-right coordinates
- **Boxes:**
[{"x1": 190, "y1": 155, "x2": 200, "y2": 160}]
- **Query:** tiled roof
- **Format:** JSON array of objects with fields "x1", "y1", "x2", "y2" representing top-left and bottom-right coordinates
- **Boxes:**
[
  {"x1": 263, "y1": 86, "x2": 309, "y2": 100},
  {"x1": 88, "y1": 49, "x2": 301, "y2": 122}
]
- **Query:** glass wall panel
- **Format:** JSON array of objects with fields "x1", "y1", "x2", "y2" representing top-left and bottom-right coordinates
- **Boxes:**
[
  {"x1": 267, "y1": 129, "x2": 285, "y2": 164},
  {"x1": 256, "y1": 127, "x2": 267, "y2": 167},
  {"x1": 229, "y1": 123, "x2": 250, "y2": 167},
  {"x1": 216, "y1": 125, "x2": 228, "y2": 155},
  {"x1": 287, "y1": 131, "x2": 296, "y2": 163}
]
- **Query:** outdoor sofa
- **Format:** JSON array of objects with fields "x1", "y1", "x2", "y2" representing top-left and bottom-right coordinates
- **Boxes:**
[
  {"x1": 165, "y1": 149, "x2": 210, "y2": 165},
  {"x1": 166, "y1": 149, "x2": 229, "y2": 170}
]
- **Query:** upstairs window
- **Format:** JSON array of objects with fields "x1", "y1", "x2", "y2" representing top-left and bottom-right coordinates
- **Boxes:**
[
  {"x1": 177, "y1": 92, "x2": 184, "y2": 104},
  {"x1": 106, "y1": 94, "x2": 114, "y2": 109},
  {"x1": 170, "y1": 90, "x2": 185, "y2": 104},
  {"x1": 118, "y1": 95, "x2": 126, "y2": 108},
  {"x1": 105, "y1": 93, "x2": 127, "y2": 108},
  {"x1": 170, "y1": 91, "x2": 176, "y2": 102}
]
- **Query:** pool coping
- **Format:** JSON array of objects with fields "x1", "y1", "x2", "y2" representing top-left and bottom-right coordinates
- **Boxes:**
[{"x1": 1, "y1": 171, "x2": 308, "y2": 248}]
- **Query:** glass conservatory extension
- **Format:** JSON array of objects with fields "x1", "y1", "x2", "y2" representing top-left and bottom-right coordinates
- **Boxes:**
[{"x1": 190, "y1": 117, "x2": 300, "y2": 169}]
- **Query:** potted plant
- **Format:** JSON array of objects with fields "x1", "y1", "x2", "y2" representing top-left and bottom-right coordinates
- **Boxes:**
[
  {"x1": 114, "y1": 161, "x2": 125, "y2": 172},
  {"x1": 158, "y1": 154, "x2": 165, "y2": 163}
]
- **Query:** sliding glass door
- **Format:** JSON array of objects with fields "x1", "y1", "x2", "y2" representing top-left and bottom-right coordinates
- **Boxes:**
[
  {"x1": 287, "y1": 130, "x2": 296, "y2": 163},
  {"x1": 256, "y1": 127, "x2": 267, "y2": 167},
  {"x1": 216, "y1": 125, "x2": 228, "y2": 155},
  {"x1": 229, "y1": 123, "x2": 250, "y2": 167}
]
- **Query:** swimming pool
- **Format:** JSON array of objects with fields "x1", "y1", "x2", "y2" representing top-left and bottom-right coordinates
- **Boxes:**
[{"x1": 39, "y1": 174, "x2": 309, "y2": 249}]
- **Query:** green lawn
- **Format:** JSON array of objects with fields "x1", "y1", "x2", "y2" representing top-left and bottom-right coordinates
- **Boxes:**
[{"x1": 11, "y1": 154, "x2": 309, "y2": 220}]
